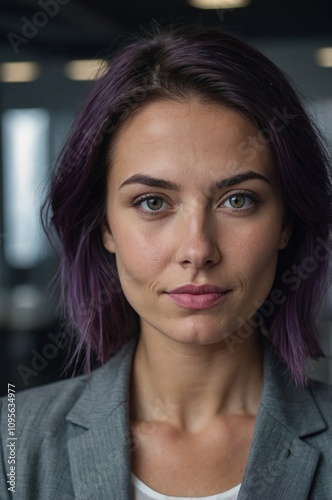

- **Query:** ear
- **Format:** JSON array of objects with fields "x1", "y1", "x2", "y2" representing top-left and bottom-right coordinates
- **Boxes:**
[
  {"x1": 101, "y1": 218, "x2": 116, "y2": 254},
  {"x1": 278, "y1": 217, "x2": 293, "y2": 250}
]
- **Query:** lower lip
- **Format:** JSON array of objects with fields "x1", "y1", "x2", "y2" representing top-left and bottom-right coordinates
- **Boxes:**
[{"x1": 167, "y1": 292, "x2": 230, "y2": 310}]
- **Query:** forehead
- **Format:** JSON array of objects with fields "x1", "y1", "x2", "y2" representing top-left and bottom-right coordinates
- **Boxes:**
[{"x1": 109, "y1": 99, "x2": 276, "y2": 184}]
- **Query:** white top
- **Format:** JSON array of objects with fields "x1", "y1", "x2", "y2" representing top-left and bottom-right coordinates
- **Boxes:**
[{"x1": 132, "y1": 474, "x2": 241, "y2": 500}]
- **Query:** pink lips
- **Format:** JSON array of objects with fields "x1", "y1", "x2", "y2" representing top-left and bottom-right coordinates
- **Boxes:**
[{"x1": 166, "y1": 285, "x2": 230, "y2": 310}]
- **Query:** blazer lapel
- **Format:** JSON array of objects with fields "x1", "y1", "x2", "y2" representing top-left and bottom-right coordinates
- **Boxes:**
[
  {"x1": 67, "y1": 404, "x2": 133, "y2": 500},
  {"x1": 64, "y1": 333, "x2": 328, "y2": 499},
  {"x1": 65, "y1": 337, "x2": 139, "y2": 500},
  {"x1": 238, "y1": 408, "x2": 321, "y2": 499},
  {"x1": 239, "y1": 335, "x2": 327, "y2": 500}
]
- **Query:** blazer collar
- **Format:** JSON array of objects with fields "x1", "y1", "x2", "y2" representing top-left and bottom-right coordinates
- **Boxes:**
[
  {"x1": 65, "y1": 334, "x2": 327, "y2": 500},
  {"x1": 239, "y1": 335, "x2": 327, "y2": 499},
  {"x1": 66, "y1": 335, "x2": 139, "y2": 428},
  {"x1": 66, "y1": 336, "x2": 138, "y2": 500},
  {"x1": 258, "y1": 334, "x2": 327, "y2": 437}
]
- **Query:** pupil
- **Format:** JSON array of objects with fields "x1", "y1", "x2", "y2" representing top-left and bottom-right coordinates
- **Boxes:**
[
  {"x1": 230, "y1": 195, "x2": 245, "y2": 208},
  {"x1": 147, "y1": 198, "x2": 162, "y2": 210}
]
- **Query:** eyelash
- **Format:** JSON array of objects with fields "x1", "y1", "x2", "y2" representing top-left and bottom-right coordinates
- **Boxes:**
[{"x1": 131, "y1": 190, "x2": 261, "y2": 217}]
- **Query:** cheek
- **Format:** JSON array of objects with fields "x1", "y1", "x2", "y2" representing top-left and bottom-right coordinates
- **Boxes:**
[
  {"x1": 112, "y1": 225, "x2": 169, "y2": 284},
  {"x1": 228, "y1": 222, "x2": 282, "y2": 286}
]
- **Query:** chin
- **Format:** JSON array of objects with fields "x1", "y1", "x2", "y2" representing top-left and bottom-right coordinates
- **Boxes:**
[{"x1": 164, "y1": 323, "x2": 231, "y2": 346}]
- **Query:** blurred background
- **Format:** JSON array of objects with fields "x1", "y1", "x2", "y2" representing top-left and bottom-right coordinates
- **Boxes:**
[{"x1": 0, "y1": 0, "x2": 331, "y2": 395}]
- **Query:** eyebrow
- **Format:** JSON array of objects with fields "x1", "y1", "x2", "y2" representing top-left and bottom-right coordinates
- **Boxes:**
[
  {"x1": 216, "y1": 171, "x2": 270, "y2": 188},
  {"x1": 119, "y1": 171, "x2": 270, "y2": 191},
  {"x1": 120, "y1": 174, "x2": 179, "y2": 191}
]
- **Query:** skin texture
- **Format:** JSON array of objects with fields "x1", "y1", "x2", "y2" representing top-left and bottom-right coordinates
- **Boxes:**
[
  {"x1": 103, "y1": 99, "x2": 291, "y2": 350},
  {"x1": 102, "y1": 99, "x2": 293, "y2": 495}
]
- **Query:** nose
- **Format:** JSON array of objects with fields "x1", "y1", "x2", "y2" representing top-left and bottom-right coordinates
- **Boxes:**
[{"x1": 175, "y1": 210, "x2": 221, "y2": 269}]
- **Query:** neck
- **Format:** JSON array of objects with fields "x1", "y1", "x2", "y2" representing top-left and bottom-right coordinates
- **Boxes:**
[{"x1": 130, "y1": 328, "x2": 263, "y2": 433}]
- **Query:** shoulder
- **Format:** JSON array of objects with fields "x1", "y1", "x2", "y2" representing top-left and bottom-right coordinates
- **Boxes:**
[
  {"x1": 0, "y1": 339, "x2": 137, "y2": 498},
  {"x1": 260, "y1": 336, "x2": 332, "y2": 438},
  {"x1": 1, "y1": 374, "x2": 89, "y2": 435},
  {"x1": 0, "y1": 374, "x2": 91, "y2": 499},
  {"x1": 0, "y1": 336, "x2": 135, "y2": 434}
]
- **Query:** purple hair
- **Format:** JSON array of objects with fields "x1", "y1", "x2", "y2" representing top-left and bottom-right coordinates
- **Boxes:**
[{"x1": 42, "y1": 25, "x2": 332, "y2": 385}]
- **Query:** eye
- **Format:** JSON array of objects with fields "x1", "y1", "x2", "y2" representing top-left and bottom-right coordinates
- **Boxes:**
[
  {"x1": 227, "y1": 194, "x2": 247, "y2": 209},
  {"x1": 133, "y1": 195, "x2": 169, "y2": 214},
  {"x1": 142, "y1": 197, "x2": 165, "y2": 211},
  {"x1": 223, "y1": 192, "x2": 260, "y2": 211}
]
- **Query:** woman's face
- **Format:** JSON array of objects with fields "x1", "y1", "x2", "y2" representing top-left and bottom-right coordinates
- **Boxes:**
[{"x1": 102, "y1": 99, "x2": 291, "y2": 346}]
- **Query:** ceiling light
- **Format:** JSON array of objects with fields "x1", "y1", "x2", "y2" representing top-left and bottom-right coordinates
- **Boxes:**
[
  {"x1": 315, "y1": 47, "x2": 332, "y2": 68},
  {"x1": 64, "y1": 59, "x2": 108, "y2": 81},
  {"x1": 0, "y1": 62, "x2": 41, "y2": 83},
  {"x1": 188, "y1": 0, "x2": 249, "y2": 8}
]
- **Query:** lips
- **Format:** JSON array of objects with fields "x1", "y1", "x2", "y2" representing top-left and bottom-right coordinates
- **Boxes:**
[
  {"x1": 168, "y1": 284, "x2": 229, "y2": 294},
  {"x1": 166, "y1": 284, "x2": 231, "y2": 310}
]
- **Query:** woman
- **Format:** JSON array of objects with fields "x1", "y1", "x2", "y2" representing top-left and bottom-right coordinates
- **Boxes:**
[{"x1": 1, "y1": 25, "x2": 331, "y2": 499}]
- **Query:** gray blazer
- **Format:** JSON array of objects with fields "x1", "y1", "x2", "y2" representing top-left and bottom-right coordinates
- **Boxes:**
[{"x1": 0, "y1": 334, "x2": 331, "y2": 499}]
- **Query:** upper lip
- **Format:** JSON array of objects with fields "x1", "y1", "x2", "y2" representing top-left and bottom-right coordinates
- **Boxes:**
[{"x1": 167, "y1": 285, "x2": 230, "y2": 294}]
